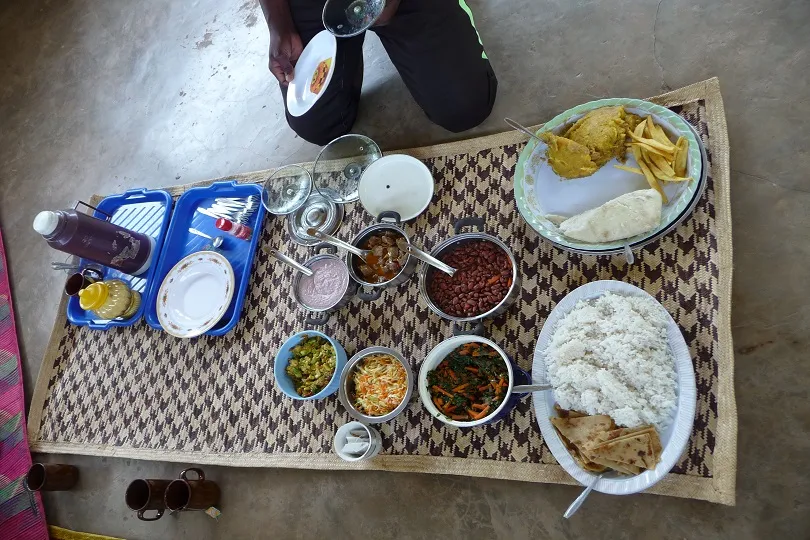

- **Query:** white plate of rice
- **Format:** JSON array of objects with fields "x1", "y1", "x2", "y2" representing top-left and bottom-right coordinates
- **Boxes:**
[{"x1": 531, "y1": 280, "x2": 696, "y2": 495}]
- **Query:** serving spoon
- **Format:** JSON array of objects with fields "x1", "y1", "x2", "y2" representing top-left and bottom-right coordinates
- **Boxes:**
[
  {"x1": 564, "y1": 472, "x2": 606, "y2": 518},
  {"x1": 307, "y1": 228, "x2": 456, "y2": 276},
  {"x1": 512, "y1": 384, "x2": 553, "y2": 393},
  {"x1": 504, "y1": 117, "x2": 544, "y2": 144},
  {"x1": 307, "y1": 228, "x2": 370, "y2": 262},
  {"x1": 263, "y1": 247, "x2": 314, "y2": 277}
]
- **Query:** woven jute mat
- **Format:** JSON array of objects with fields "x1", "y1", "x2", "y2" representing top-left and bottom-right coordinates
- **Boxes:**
[{"x1": 28, "y1": 78, "x2": 736, "y2": 505}]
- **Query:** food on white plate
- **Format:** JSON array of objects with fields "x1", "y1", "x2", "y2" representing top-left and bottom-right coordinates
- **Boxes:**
[
  {"x1": 541, "y1": 106, "x2": 644, "y2": 179},
  {"x1": 351, "y1": 353, "x2": 408, "y2": 416},
  {"x1": 540, "y1": 132, "x2": 599, "y2": 179},
  {"x1": 544, "y1": 292, "x2": 677, "y2": 430},
  {"x1": 557, "y1": 189, "x2": 662, "y2": 243},
  {"x1": 617, "y1": 116, "x2": 693, "y2": 203},
  {"x1": 310, "y1": 58, "x2": 332, "y2": 94},
  {"x1": 551, "y1": 411, "x2": 663, "y2": 475}
]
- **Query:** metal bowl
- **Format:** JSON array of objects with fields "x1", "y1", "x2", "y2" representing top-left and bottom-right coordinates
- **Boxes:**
[
  {"x1": 338, "y1": 346, "x2": 413, "y2": 423},
  {"x1": 347, "y1": 212, "x2": 416, "y2": 289},
  {"x1": 418, "y1": 218, "x2": 521, "y2": 324}
]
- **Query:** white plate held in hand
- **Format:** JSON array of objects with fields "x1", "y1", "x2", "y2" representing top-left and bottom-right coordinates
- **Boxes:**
[
  {"x1": 156, "y1": 251, "x2": 235, "y2": 338},
  {"x1": 287, "y1": 30, "x2": 337, "y2": 118}
]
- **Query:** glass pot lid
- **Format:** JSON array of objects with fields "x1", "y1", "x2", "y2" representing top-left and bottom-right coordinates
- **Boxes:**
[
  {"x1": 312, "y1": 134, "x2": 382, "y2": 204},
  {"x1": 261, "y1": 164, "x2": 313, "y2": 215},
  {"x1": 286, "y1": 189, "x2": 345, "y2": 246},
  {"x1": 322, "y1": 0, "x2": 386, "y2": 38}
]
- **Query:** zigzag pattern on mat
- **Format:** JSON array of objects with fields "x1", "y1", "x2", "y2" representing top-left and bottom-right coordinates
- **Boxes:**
[{"x1": 38, "y1": 101, "x2": 717, "y2": 480}]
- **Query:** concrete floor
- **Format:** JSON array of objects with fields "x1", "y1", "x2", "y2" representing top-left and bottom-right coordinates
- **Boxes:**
[{"x1": 1, "y1": 0, "x2": 808, "y2": 538}]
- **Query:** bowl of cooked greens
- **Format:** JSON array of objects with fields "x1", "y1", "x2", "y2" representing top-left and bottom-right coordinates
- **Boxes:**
[
  {"x1": 274, "y1": 331, "x2": 347, "y2": 400},
  {"x1": 418, "y1": 336, "x2": 530, "y2": 428},
  {"x1": 339, "y1": 346, "x2": 413, "y2": 423}
]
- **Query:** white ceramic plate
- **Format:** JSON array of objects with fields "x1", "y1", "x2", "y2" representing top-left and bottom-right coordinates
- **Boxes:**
[
  {"x1": 358, "y1": 154, "x2": 434, "y2": 221},
  {"x1": 286, "y1": 30, "x2": 337, "y2": 118},
  {"x1": 531, "y1": 280, "x2": 696, "y2": 495},
  {"x1": 156, "y1": 251, "x2": 235, "y2": 339},
  {"x1": 515, "y1": 99, "x2": 702, "y2": 252}
]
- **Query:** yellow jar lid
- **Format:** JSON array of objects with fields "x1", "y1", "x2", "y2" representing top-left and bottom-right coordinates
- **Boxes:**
[{"x1": 78, "y1": 282, "x2": 109, "y2": 311}]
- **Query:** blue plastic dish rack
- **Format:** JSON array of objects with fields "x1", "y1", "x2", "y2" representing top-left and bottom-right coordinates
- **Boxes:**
[
  {"x1": 144, "y1": 180, "x2": 266, "y2": 336},
  {"x1": 66, "y1": 188, "x2": 173, "y2": 329}
]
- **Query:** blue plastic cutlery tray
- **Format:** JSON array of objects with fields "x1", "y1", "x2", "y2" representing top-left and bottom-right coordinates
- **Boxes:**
[
  {"x1": 144, "y1": 180, "x2": 266, "y2": 336},
  {"x1": 66, "y1": 188, "x2": 173, "y2": 329}
]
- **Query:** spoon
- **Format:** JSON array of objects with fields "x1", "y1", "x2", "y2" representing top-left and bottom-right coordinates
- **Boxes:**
[
  {"x1": 263, "y1": 247, "x2": 314, "y2": 277},
  {"x1": 564, "y1": 472, "x2": 609, "y2": 519},
  {"x1": 188, "y1": 228, "x2": 224, "y2": 248},
  {"x1": 504, "y1": 117, "x2": 544, "y2": 144},
  {"x1": 406, "y1": 246, "x2": 456, "y2": 276},
  {"x1": 623, "y1": 243, "x2": 635, "y2": 265},
  {"x1": 512, "y1": 384, "x2": 553, "y2": 393},
  {"x1": 308, "y1": 228, "x2": 457, "y2": 276},
  {"x1": 307, "y1": 228, "x2": 370, "y2": 262},
  {"x1": 51, "y1": 262, "x2": 82, "y2": 272}
]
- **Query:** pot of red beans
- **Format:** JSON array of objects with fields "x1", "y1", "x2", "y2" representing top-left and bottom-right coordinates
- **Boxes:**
[
  {"x1": 418, "y1": 336, "x2": 531, "y2": 427},
  {"x1": 418, "y1": 218, "x2": 520, "y2": 332},
  {"x1": 348, "y1": 211, "x2": 418, "y2": 290}
]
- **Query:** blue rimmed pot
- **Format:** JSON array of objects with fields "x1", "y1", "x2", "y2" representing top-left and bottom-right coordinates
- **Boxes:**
[
  {"x1": 417, "y1": 335, "x2": 535, "y2": 428},
  {"x1": 274, "y1": 330, "x2": 348, "y2": 400}
]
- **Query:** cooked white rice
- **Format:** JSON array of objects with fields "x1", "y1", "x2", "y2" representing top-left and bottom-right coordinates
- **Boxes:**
[{"x1": 544, "y1": 292, "x2": 677, "y2": 429}]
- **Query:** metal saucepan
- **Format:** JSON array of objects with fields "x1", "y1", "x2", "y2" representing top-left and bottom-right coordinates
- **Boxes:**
[
  {"x1": 338, "y1": 346, "x2": 414, "y2": 424},
  {"x1": 418, "y1": 217, "x2": 521, "y2": 334},
  {"x1": 346, "y1": 211, "x2": 418, "y2": 290},
  {"x1": 418, "y1": 335, "x2": 547, "y2": 428},
  {"x1": 291, "y1": 243, "x2": 365, "y2": 326}
]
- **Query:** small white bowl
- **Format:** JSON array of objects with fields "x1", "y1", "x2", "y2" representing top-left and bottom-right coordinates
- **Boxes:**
[
  {"x1": 333, "y1": 421, "x2": 382, "y2": 462},
  {"x1": 358, "y1": 154, "x2": 434, "y2": 221}
]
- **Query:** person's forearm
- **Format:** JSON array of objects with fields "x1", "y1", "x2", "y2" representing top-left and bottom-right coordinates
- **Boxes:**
[{"x1": 258, "y1": 0, "x2": 294, "y2": 31}]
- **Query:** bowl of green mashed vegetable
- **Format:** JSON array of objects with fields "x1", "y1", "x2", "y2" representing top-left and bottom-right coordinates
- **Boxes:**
[{"x1": 275, "y1": 331, "x2": 347, "y2": 400}]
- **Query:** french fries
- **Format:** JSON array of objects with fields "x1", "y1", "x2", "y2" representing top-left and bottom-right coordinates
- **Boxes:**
[
  {"x1": 614, "y1": 164, "x2": 644, "y2": 175},
  {"x1": 673, "y1": 136, "x2": 688, "y2": 177},
  {"x1": 614, "y1": 115, "x2": 692, "y2": 199}
]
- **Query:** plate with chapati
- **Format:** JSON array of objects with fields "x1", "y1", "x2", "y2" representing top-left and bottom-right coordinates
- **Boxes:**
[
  {"x1": 514, "y1": 98, "x2": 703, "y2": 255},
  {"x1": 532, "y1": 280, "x2": 697, "y2": 495}
]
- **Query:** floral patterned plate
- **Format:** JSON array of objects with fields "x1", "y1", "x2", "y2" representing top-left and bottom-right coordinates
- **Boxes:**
[
  {"x1": 156, "y1": 251, "x2": 235, "y2": 339},
  {"x1": 514, "y1": 99, "x2": 702, "y2": 254}
]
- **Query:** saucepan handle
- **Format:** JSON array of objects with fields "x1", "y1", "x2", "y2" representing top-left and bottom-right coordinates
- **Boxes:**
[
  {"x1": 305, "y1": 312, "x2": 331, "y2": 326},
  {"x1": 357, "y1": 287, "x2": 382, "y2": 302},
  {"x1": 180, "y1": 467, "x2": 204, "y2": 481},
  {"x1": 314, "y1": 242, "x2": 337, "y2": 255},
  {"x1": 138, "y1": 508, "x2": 164, "y2": 521},
  {"x1": 452, "y1": 321, "x2": 484, "y2": 336},
  {"x1": 453, "y1": 217, "x2": 485, "y2": 235},
  {"x1": 510, "y1": 365, "x2": 543, "y2": 396},
  {"x1": 377, "y1": 211, "x2": 402, "y2": 225}
]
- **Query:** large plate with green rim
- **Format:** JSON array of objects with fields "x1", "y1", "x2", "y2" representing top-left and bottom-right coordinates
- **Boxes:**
[{"x1": 514, "y1": 99, "x2": 703, "y2": 254}]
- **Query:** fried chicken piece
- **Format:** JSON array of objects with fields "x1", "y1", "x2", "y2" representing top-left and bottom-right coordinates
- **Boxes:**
[
  {"x1": 541, "y1": 132, "x2": 599, "y2": 179},
  {"x1": 563, "y1": 106, "x2": 629, "y2": 167}
]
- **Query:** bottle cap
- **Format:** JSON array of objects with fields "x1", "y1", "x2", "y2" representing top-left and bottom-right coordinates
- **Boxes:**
[
  {"x1": 33, "y1": 211, "x2": 59, "y2": 235},
  {"x1": 215, "y1": 217, "x2": 233, "y2": 232},
  {"x1": 78, "y1": 282, "x2": 109, "y2": 311}
]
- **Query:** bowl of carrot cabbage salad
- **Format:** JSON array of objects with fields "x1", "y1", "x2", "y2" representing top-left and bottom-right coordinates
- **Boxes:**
[{"x1": 339, "y1": 347, "x2": 413, "y2": 423}]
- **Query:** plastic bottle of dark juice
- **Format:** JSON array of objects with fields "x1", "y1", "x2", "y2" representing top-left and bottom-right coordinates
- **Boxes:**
[{"x1": 33, "y1": 210, "x2": 155, "y2": 276}]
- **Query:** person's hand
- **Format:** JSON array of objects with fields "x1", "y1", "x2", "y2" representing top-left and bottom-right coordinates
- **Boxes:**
[
  {"x1": 269, "y1": 26, "x2": 303, "y2": 86},
  {"x1": 374, "y1": 0, "x2": 401, "y2": 26}
]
